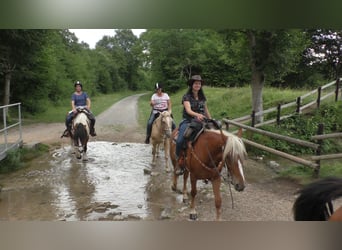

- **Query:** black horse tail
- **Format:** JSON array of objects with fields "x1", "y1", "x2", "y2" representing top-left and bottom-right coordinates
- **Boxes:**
[
  {"x1": 74, "y1": 123, "x2": 87, "y2": 144},
  {"x1": 293, "y1": 177, "x2": 342, "y2": 221}
]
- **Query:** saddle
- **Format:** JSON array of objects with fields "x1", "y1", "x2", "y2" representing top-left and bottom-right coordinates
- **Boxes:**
[
  {"x1": 184, "y1": 118, "x2": 222, "y2": 144},
  {"x1": 61, "y1": 108, "x2": 91, "y2": 138}
]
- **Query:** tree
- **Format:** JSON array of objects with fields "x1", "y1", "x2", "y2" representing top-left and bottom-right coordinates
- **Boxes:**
[
  {"x1": 0, "y1": 30, "x2": 48, "y2": 108},
  {"x1": 304, "y1": 29, "x2": 342, "y2": 80},
  {"x1": 224, "y1": 29, "x2": 308, "y2": 123}
]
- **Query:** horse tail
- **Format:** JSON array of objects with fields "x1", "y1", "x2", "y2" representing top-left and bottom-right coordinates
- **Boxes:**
[
  {"x1": 293, "y1": 177, "x2": 342, "y2": 221},
  {"x1": 222, "y1": 132, "x2": 247, "y2": 163}
]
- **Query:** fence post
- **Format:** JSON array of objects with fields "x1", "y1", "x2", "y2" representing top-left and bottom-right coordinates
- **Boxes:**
[
  {"x1": 313, "y1": 123, "x2": 324, "y2": 178},
  {"x1": 296, "y1": 97, "x2": 301, "y2": 113},
  {"x1": 276, "y1": 104, "x2": 281, "y2": 125},
  {"x1": 336, "y1": 78, "x2": 340, "y2": 102},
  {"x1": 251, "y1": 111, "x2": 255, "y2": 127},
  {"x1": 317, "y1": 86, "x2": 322, "y2": 108}
]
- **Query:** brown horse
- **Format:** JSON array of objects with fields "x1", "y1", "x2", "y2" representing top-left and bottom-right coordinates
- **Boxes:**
[
  {"x1": 293, "y1": 177, "x2": 342, "y2": 221},
  {"x1": 150, "y1": 111, "x2": 173, "y2": 172},
  {"x1": 170, "y1": 126, "x2": 247, "y2": 220}
]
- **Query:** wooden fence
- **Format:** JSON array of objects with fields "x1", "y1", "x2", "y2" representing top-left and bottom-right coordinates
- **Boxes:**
[
  {"x1": 223, "y1": 119, "x2": 342, "y2": 177},
  {"x1": 232, "y1": 78, "x2": 342, "y2": 128}
]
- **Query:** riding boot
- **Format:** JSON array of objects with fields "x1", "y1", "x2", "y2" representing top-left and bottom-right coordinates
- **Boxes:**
[
  {"x1": 90, "y1": 120, "x2": 97, "y2": 136},
  {"x1": 144, "y1": 136, "x2": 150, "y2": 144},
  {"x1": 61, "y1": 124, "x2": 72, "y2": 138},
  {"x1": 175, "y1": 152, "x2": 185, "y2": 176}
]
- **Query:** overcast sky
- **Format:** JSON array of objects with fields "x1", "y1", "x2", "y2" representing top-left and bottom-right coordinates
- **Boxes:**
[{"x1": 69, "y1": 29, "x2": 145, "y2": 49}]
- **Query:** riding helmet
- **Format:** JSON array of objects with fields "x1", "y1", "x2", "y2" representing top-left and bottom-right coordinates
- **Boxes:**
[
  {"x1": 187, "y1": 75, "x2": 204, "y2": 86},
  {"x1": 155, "y1": 82, "x2": 163, "y2": 90},
  {"x1": 74, "y1": 81, "x2": 83, "y2": 88}
]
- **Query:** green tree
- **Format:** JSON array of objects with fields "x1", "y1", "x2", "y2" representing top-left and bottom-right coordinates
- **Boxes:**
[{"x1": 224, "y1": 29, "x2": 308, "y2": 123}]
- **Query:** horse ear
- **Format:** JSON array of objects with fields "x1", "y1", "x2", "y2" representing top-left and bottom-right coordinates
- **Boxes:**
[{"x1": 237, "y1": 128, "x2": 243, "y2": 138}]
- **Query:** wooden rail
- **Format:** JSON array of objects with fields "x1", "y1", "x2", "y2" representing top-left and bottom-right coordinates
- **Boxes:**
[
  {"x1": 231, "y1": 78, "x2": 342, "y2": 127},
  {"x1": 223, "y1": 119, "x2": 342, "y2": 177}
]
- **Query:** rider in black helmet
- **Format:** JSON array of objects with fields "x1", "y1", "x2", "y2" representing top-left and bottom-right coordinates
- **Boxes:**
[{"x1": 61, "y1": 81, "x2": 97, "y2": 137}]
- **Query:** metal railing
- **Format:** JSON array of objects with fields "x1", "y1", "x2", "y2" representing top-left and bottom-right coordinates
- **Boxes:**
[{"x1": 0, "y1": 103, "x2": 22, "y2": 161}]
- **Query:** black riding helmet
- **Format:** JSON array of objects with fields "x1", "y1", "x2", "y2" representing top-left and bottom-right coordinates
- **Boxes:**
[
  {"x1": 74, "y1": 81, "x2": 83, "y2": 89},
  {"x1": 155, "y1": 82, "x2": 163, "y2": 90}
]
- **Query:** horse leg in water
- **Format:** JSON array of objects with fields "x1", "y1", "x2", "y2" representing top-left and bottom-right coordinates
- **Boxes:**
[
  {"x1": 164, "y1": 137, "x2": 170, "y2": 172},
  {"x1": 151, "y1": 141, "x2": 158, "y2": 165},
  {"x1": 82, "y1": 142, "x2": 88, "y2": 161}
]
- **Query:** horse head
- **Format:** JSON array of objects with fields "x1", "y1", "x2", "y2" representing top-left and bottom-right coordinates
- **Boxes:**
[
  {"x1": 223, "y1": 132, "x2": 247, "y2": 192},
  {"x1": 159, "y1": 111, "x2": 172, "y2": 138}
]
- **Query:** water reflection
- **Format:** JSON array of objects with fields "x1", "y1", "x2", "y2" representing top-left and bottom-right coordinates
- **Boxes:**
[{"x1": 0, "y1": 142, "x2": 154, "y2": 221}]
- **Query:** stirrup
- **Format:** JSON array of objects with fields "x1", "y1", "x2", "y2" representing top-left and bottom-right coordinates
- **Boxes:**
[
  {"x1": 175, "y1": 167, "x2": 185, "y2": 176},
  {"x1": 61, "y1": 129, "x2": 70, "y2": 138}
]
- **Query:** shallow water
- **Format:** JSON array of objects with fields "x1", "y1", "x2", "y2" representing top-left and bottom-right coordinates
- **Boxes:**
[{"x1": 0, "y1": 141, "x2": 163, "y2": 221}]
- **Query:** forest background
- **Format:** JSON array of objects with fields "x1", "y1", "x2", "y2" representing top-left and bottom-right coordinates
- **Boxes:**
[{"x1": 1, "y1": 29, "x2": 341, "y2": 117}]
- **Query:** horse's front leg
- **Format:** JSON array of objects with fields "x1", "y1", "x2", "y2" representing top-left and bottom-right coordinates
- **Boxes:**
[
  {"x1": 82, "y1": 144, "x2": 88, "y2": 162},
  {"x1": 164, "y1": 138, "x2": 170, "y2": 172},
  {"x1": 189, "y1": 176, "x2": 198, "y2": 220},
  {"x1": 151, "y1": 142, "x2": 157, "y2": 165},
  {"x1": 212, "y1": 177, "x2": 222, "y2": 221},
  {"x1": 182, "y1": 170, "x2": 189, "y2": 203}
]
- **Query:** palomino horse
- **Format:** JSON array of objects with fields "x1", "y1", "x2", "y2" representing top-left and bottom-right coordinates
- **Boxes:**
[
  {"x1": 170, "y1": 126, "x2": 247, "y2": 220},
  {"x1": 150, "y1": 111, "x2": 173, "y2": 172},
  {"x1": 293, "y1": 177, "x2": 342, "y2": 221},
  {"x1": 72, "y1": 108, "x2": 90, "y2": 161}
]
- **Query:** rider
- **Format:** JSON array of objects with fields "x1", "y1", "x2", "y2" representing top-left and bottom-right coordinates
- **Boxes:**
[
  {"x1": 62, "y1": 81, "x2": 97, "y2": 137},
  {"x1": 175, "y1": 75, "x2": 211, "y2": 175},
  {"x1": 145, "y1": 82, "x2": 176, "y2": 144}
]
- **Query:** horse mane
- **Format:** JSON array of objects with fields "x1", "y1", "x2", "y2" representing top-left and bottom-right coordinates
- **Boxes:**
[
  {"x1": 293, "y1": 177, "x2": 342, "y2": 221},
  {"x1": 207, "y1": 129, "x2": 247, "y2": 163}
]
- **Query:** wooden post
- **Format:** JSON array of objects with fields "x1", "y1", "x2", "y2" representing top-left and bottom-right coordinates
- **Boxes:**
[
  {"x1": 251, "y1": 111, "x2": 255, "y2": 127},
  {"x1": 336, "y1": 78, "x2": 340, "y2": 102},
  {"x1": 317, "y1": 86, "x2": 321, "y2": 109},
  {"x1": 296, "y1": 97, "x2": 301, "y2": 113},
  {"x1": 276, "y1": 104, "x2": 281, "y2": 125},
  {"x1": 313, "y1": 123, "x2": 324, "y2": 178}
]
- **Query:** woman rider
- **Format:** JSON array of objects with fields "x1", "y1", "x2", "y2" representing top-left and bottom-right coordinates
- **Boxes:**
[
  {"x1": 62, "y1": 81, "x2": 97, "y2": 137},
  {"x1": 145, "y1": 82, "x2": 176, "y2": 144},
  {"x1": 175, "y1": 75, "x2": 211, "y2": 175}
]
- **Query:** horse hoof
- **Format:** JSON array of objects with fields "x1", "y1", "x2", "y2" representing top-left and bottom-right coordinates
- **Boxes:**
[
  {"x1": 171, "y1": 185, "x2": 177, "y2": 192},
  {"x1": 189, "y1": 213, "x2": 198, "y2": 221}
]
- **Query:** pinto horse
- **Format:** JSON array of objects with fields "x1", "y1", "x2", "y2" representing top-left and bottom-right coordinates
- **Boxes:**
[
  {"x1": 293, "y1": 177, "x2": 342, "y2": 221},
  {"x1": 150, "y1": 111, "x2": 173, "y2": 172},
  {"x1": 72, "y1": 108, "x2": 90, "y2": 161},
  {"x1": 170, "y1": 126, "x2": 247, "y2": 220}
]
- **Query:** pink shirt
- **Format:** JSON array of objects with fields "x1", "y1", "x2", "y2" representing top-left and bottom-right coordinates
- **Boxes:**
[{"x1": 151, "y1": 93, "x2": 170, "y2": 114}]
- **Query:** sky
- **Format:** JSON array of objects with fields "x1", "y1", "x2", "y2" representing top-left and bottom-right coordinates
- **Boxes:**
[{"x1": 69, "y1": 29, "x2": 146, "y2": 49}]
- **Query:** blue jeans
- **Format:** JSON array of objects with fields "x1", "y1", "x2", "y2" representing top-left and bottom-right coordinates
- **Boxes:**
[{"x1": 176, "y1": 119, "x2": 190, "y2": 157}]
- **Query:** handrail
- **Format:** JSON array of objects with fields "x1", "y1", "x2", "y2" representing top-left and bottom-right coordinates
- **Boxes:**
[{"x1": 0, "y1": 103, "x2": 22, "y2": 161}]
